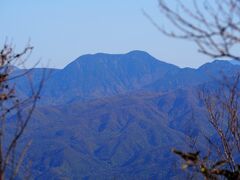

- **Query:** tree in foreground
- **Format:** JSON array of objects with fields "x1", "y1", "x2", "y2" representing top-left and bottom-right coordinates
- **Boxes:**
[
  {"x1": 0, "y1": 44, "x2": 45, "y2": 180},
  {"x1": 174, "y1": 74, "x2": 240, "y2": 179},
  {"x1": 147, "y1": 0, "x2": 240, "y2": 179},
  {"x1": 156, "y1": 0, "x2": 240, "y2": 60}
]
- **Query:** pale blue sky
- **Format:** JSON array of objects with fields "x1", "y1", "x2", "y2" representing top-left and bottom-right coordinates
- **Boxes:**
[{"x1": 0, "y1": 0, "x2": 210, "y2": 68}]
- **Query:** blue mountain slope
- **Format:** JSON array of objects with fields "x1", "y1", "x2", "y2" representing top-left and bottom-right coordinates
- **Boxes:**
[
  {"x1": 23, "y1": 87, "x2": 215, "y2": 179},
  {"x1": 10, "y1": 52, "x2": 240, "y2": 179},
  {"x1": 14, "y1": 51, "x2": 240, "y2": 105},
  {"x1": 25, "y1": 92, "x2": 193, "y2": 179},
  {"x1": 38, "y1": 51, "x2": 180, "y2": 104}
]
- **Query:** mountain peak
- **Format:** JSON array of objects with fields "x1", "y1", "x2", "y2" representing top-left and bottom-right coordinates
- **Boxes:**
[
  {"x1": 198, "y1": 59, "x2": 232, "y2": 70},
  {"x1": 65, "y1": 50, "x2": 168, "y2": 69},
  {"x1": 75, "y1": 50, "x2": 151, "y2": 60},
  {"x1": 126, "y1": 50, "x2": 151, "y2": 56}
]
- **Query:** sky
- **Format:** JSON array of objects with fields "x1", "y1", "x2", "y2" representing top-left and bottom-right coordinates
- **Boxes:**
[{"x1": 0, "y1": 0, "x2": 210, "y2": 69}]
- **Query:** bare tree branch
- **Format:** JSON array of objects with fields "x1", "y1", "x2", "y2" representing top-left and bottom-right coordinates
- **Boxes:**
[
  {"x1": 0, "y1": 43, "x2": 46, "y2": 180},
  {"x1": 151, "y1": 0, "x2": 240, "y2": 60}
]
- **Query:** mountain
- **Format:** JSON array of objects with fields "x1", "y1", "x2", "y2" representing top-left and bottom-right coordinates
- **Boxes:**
[
  {"x1": 14, "y1": 51, "x2": 240, "y2": 105},
  {"x1": 10, "y1": 51, "x2": 240, "y2": 179},
  {"x1": 22, "y1": 88, "x2": 217, "y2": 179},
  {"x1": 39, "y1": 50, "x2": 179, "y2": 104},
  {"x1": 24, "y1": 91, "x2": 196, "y2": 179},
  {"x1": 14, "y1": 50, "x2": 179, "y2": 104}
]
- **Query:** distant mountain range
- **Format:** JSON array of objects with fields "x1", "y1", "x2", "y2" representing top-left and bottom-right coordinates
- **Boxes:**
[
  {"x1": 14, "y1": 50, "x2": 240, "y2": 105},
  {"x1": 12, "y1": 51, "x2": 240, "y2": 179}
]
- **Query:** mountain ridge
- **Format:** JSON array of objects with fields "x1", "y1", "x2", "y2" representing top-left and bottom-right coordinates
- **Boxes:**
[
  {"x1": 11, "y1": 51, "x2": 240, "y2": 179},
  {"x1": 15, "y1": 51, "x2": 240, "y2": 105}
]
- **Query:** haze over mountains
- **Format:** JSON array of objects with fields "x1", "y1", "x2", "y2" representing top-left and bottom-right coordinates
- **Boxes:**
[{"x1": 14, "y1": 51, "x2": 240, "y2": 179}]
